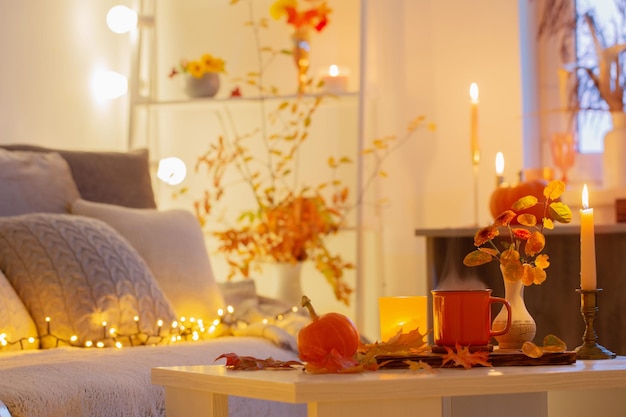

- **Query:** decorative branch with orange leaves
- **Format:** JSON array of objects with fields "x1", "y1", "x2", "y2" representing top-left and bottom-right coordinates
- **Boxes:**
[{"x1": 183, "y1": 0, "x2": 434, "y2": 306}]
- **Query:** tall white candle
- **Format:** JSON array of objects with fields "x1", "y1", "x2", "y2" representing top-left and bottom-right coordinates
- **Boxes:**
[
  {"x1": 470, "y1": 83, "x2": 480, "y2": 166},
  {"x1": 495, "y1": 152, "x2": 504, "y2": 187},
  {"x1": 580, "y1": 184, "x2": 597, "y2": 290}
]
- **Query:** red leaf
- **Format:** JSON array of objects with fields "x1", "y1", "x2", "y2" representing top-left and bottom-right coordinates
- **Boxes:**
[{"x1": 215, "y1": 353, "x2": 303, "y2": 370}]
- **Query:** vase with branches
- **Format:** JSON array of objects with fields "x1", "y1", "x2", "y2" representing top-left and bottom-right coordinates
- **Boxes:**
[
  {"x1": 183, "y1": 0, "x2": 434, "y2": 306},
  {"x1": 538, "y1": 0, "x2": 626, "y2": 114}
]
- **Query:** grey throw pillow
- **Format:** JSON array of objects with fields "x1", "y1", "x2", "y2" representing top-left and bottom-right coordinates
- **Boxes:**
[
  {"x1": 0, "y1": 145, "x2": 157, "y2": 209},
  {"x1": 0, "y1": 149, "x2": 81, "y2": 216}
]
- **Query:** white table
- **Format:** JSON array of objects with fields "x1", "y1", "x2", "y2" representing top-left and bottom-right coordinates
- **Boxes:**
[{"x1": 152, "y1": 358, "x2": 626, "y2": 417}]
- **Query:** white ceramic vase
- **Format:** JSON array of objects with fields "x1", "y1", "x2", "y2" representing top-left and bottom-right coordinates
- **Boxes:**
[
  {"x1": 602, "y1": 112, "x2": 626, "y2": 190},
  {"x1": 255, "y1": 262, "x2": 304, "y2": 306},
  {"x1": 492, "y1": 270, "x2": 537, "y2": 349},
  {"x1": 184, "y1": 72, "x2": 220, "y2": 98}
]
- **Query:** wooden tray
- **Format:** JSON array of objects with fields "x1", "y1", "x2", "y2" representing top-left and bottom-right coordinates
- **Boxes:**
[{"x1": 377, "y1": 350, "x2": 577, "y2": 369}]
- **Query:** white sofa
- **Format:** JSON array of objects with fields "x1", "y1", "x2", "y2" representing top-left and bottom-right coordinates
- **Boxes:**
[{"x1": 0, "y1": 146, "x2": 306, "y2": 417}]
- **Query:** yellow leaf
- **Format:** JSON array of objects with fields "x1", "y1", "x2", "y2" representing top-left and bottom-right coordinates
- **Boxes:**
[
  {"x1": 544, "y1": 179, "x2": 566, "y2": 201},
  {"x1": 500, "y1": 247, "x2": 520, "y2": 261},
  {"x1": 534, "y1": 253, "x2": 550, "y2": 269},
  {"x1": 501, "y1": 259, "x2": 524, "y2": 281},
  {"x1": 404, "y1": 360, "x2": 435, "y2": 373},
  {"x1": 521, "y1": 264, "x2": 535, "y2": 286},
  {"x1": 522, "y1": 341, "x2": 543, "y2": 358},
  {"x1": 462, "y1": 250, "x2": 493, "y2": 266},
  {"x1": 531, "y1": 266, "x2": 547, "y2": 285},
  {"x1": 525, "y1": 231, "x2": 545, "y2": 257},
  {"x1": 517, "y1": 213, "x2": 537, "y2": 227},
  {"x1": 512, "y1": 195, "x2": 538, "y2": 211},
  {"x1": 478, "y1": 247, "x2": 498, "y2": 257},
  {"x1": 548, "y1": 202, "x2": 572, "y2": 223},
  {"x1": 542, "y1": 334, "x2": 567, "y2": 352},
  {"x1": 543, "y1": 217, "x2": 555, "y2": 230}
]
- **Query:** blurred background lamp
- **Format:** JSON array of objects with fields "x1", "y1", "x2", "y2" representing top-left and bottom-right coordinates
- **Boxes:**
[
  {"x1": 157, "y1": 157, "x2": 187, "y2": 185},
  {"x1": 106, "y1": 5, "x2": 138, "y2": 34},
  {"x1": 91, "y1": 70, "x2": 128, "y2": 100}
]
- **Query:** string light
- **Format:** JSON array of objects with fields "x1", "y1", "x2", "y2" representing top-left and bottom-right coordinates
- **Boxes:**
[{"x1": 1, "y1": 304, "x2": 303, "y2": 351}]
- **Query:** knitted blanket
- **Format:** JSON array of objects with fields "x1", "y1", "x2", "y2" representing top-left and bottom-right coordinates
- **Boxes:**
[{"x1": 0, "y1": 337, "x2": 305, "y2": 417}]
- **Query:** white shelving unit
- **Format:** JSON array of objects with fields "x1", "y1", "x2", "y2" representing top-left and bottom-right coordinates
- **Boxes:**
[{"x1": 126, "y1": 0, "x2": 375, "y2": 334}]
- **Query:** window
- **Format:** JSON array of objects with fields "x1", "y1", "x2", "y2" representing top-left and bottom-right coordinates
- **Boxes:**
[{"x1": 575, "y1": 0, "x2": 625, "y2": 153}]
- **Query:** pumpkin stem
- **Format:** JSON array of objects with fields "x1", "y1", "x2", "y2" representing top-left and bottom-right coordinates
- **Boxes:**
[{"x1": 301, "y1": 295, "x2": 319, "y2": 320}]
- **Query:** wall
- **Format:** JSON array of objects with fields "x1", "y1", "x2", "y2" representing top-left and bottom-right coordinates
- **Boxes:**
[
  {"x1": 0, "y1": 0, "x2": 131, "y2": 150},
  {"x1": 361, "y1": 0, "x2": 529, "y2": 337},
  {"x1": 0, "y1": 0, "x2": 532, "y2": 340}
]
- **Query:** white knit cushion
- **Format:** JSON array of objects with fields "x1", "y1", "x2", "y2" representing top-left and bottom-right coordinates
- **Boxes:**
[
  {"x1": 0, "y1": 149, "x2": 80, "y2": 215},
  {"x1": 0, "y1": 213, "x2": 177, "y2": 349},
  {"x1": 71, "y1": 199, "x2": 225, "y2": 321},
  {"x1": 0, "y1": 268, "x2": 39, "y2": 351}
]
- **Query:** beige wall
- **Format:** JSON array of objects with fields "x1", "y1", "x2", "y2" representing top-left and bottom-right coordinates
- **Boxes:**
[{"x1": 0, "y1": 0, "x2": 534, "y2": 340}]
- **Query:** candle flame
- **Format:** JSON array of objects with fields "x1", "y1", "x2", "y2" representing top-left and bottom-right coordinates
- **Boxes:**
[
  {"x1": 582, "y1": 184, "x2": 589, "y2": 210},
  {"x1": 329, "y1": 64, "x2": 339, "y2": 77},
  {"x1": 469, "y1": 82, "x2": 479, "y2": 103},
  {"x1": 495, "y1": 152, "x2": 504, "y2": 175}
]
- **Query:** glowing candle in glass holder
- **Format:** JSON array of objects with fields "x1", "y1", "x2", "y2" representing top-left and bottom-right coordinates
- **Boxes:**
[
  {"x1": 378, "y1": 296, "x2": 427, "y2": 342},
  {"x1": 322, "y1": 65, "x2": 349, "y2": 94}
]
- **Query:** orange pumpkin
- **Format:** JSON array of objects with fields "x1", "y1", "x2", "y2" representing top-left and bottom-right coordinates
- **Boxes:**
[
  {"x1": 489, "y1": 179, "x2": 549, "y2": 222},
  {"x1": 297, "y1": 295, "x2": 360, "y2": 363}
]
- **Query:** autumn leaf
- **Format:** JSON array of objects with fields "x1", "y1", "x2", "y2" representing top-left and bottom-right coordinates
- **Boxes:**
[
  {"x1": 302, "y1": 348, "x2": 362, "y2": 374},
  {"x1": 360, "y1": 328, "x2": 430, "y2": 357},
  {"x1": 441, "y1": 343, "x2": 492, "y2": 369},
  {"x1": 548, "y1": 201, "x2": 573, "y2": 224},
  {"x1": 521, "y1": 334, "x2": 567, "y2": 358},
  {"x1": 463, "y1": 250, "x2": 493, "y2": 266},
  {"x1": 215, "y1": 353, "x2": 303, "y2": 370},
  {"x1": 542, "y1": 334, "x2": 567, "y2": 352},
  {"x1": 517, "y1": 213, "x2": 537, "y2": 227},
  {"x1": 521, "y1": 341, "x2": 544, "y2": 358},
  {"x1": 512, "y1": 195, "x2": 538, "y2": 211},
  {"x1": 544, "y1": 179, "x2": 565, "y2": 200},
  {"x1": 404, "y1": 360, "x2": 436, "y2": 373},
  {"x1": 524, "y1": 231, "x2": 545, "y2": 257}
]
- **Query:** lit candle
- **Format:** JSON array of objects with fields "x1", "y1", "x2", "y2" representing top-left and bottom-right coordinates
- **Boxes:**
[
  {"x1": 469, "y1": 82, "x2": 480, "y2": 166},
  {"x1": 580, "y1": 184, "x2": 597, "y2": 290},
  {"x1": 378, "y1": 296, "x2": 427, "y2": 342},
  {"x1": 322, "y1": 64, "x2": 349, "y2": 94},
  {"x1": 495, "y1": 152, "x2": 504, "y2": 187}
]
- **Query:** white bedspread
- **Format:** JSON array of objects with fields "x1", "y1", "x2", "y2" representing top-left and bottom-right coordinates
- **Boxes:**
[{"x1": 0, "y1": 336, "x2": 306, "y2": 417}]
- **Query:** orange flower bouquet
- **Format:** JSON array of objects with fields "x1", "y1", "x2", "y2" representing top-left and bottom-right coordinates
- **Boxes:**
[{"x1": 269, "y1": 0, "x2": 332, "y2": 32}]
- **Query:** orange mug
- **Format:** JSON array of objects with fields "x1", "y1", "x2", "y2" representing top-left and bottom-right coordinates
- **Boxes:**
[{"x1": 431, "y1": 289, "x2": 511, "y2": 347}]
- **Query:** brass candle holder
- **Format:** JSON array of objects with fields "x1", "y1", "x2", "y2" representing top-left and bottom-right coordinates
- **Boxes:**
[{"x1": 574, "y1": 289, "x2": 616, "y2": 360}]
